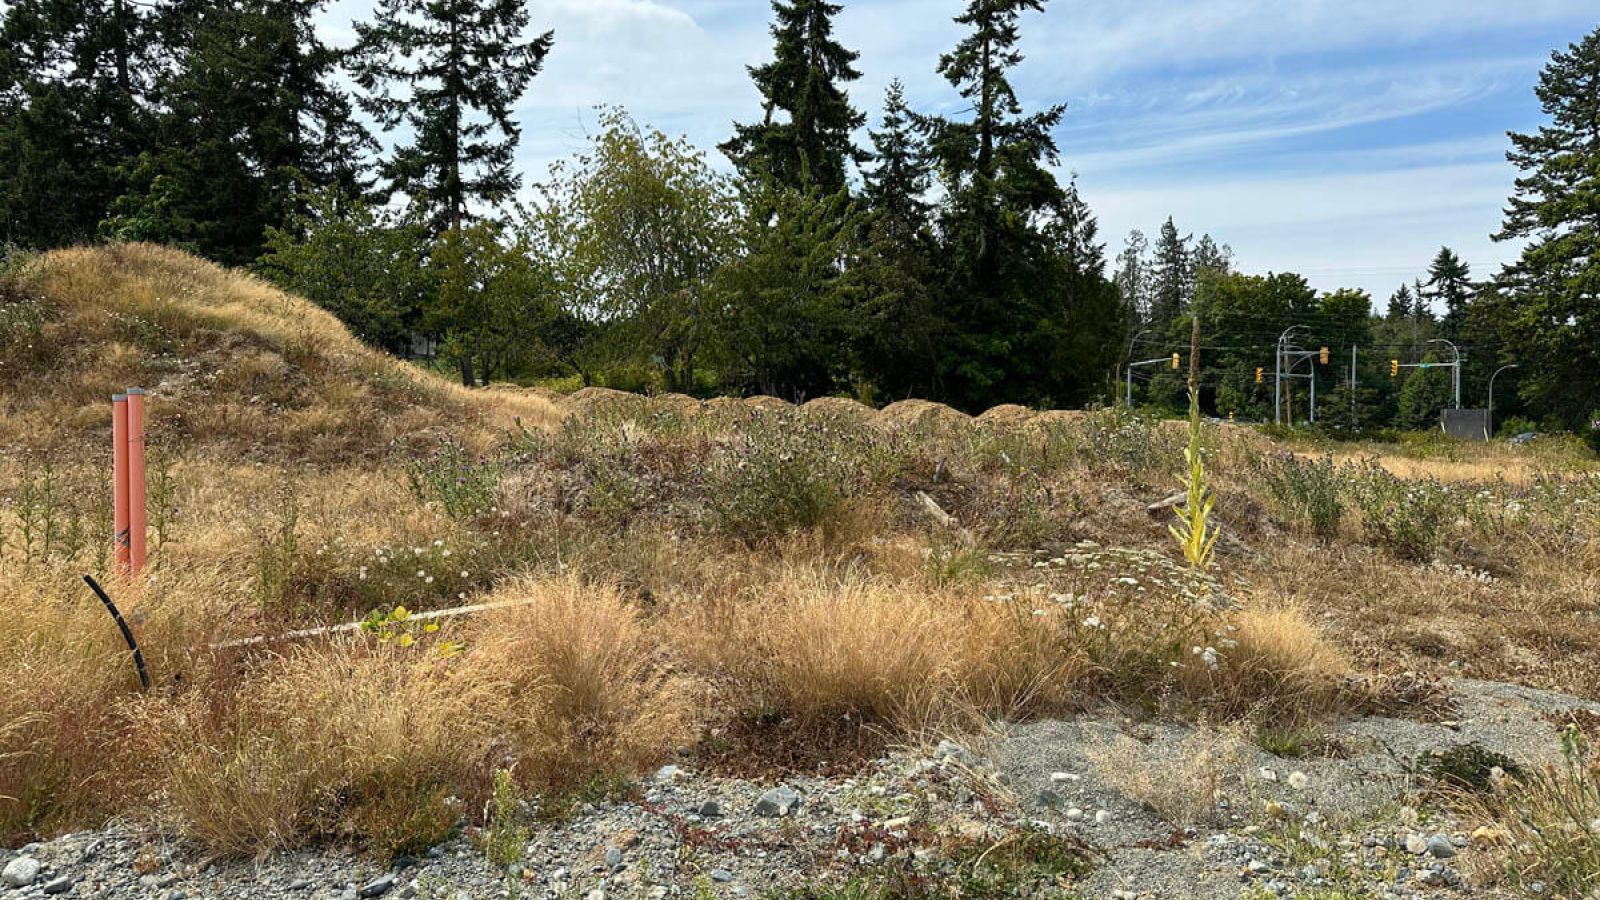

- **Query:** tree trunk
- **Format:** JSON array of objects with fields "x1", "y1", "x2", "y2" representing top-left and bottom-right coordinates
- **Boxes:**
[{"x1": 459, "y1": 354, "x2": 475, "y2": 388}]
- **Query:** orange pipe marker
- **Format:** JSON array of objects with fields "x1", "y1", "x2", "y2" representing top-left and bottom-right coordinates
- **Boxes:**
[
  {"x1": 112, "y1": 395, "x2": 130, "y2": 575},
  {"x1": 127, "y1": 388, "x2": 148, "y2": 576}
]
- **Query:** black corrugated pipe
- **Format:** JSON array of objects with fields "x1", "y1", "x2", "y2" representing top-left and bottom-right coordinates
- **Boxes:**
[{"x1": 82, "y1": 574, "x2": 150, "y2": 691}]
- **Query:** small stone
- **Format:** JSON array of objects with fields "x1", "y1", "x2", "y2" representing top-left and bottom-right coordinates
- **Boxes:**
[
  {"x1": 604, "y1": 847, "x2": 624, "y2": 871},
  {"x1": 1257, "y1": 767, "x2": 1278, "y2": 782},
  {"x1": 933, "y1": 740, "x2": 975, "y2": 765},
  {"x1": 696, "y1": 800, "x2": 721, "y2": 818},
  {"x1": 1247, "y1": 858, "x2": 1271, "y2": 875},
  {"x1": 41, "y1": 876, "x2": 73, "y2": 895},
  {"x1": 2, "y1": 856, "x2": 41, "y2": 888},
  {"x1": 654, "y1": 765, "x2": 686, "y2": 782},
  {"x1": 287, "y1": 877, "x2": 313, "y2": 891},
  {"x1": 586, "y1": 890, "x2": 605, "y2": 900},
  {"x1": 709, "y1": 869, "x2": 735, "y2": 883},
  {"x1": 1065, "y1": 807, "x2": 1084, "y2": 821},
  {"x1": 1424, "y1": 834, "x2": 1456, "y2": 859},
  {"x1": 1404, "y1": 833, "x2": 1428, "y2": 856},
  {"x1": 754, "y1": 785, "x2": 803, "y2": 817},
  {"x1": 1037, "y1": 789, "x2": 1062, "y2": 807},
  {"x1": 1049, "y1": 772, "x2": 1079, "y2": 783},
  {"x1": 1094, "y1": 809, "x2": 1112, "y2": 824},
  {"x1": 358, "y1": 874, "x2": 396, "y2": 898}
]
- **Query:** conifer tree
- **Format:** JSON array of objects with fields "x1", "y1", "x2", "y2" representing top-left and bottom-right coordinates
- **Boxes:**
[
  {"x1": 1386, "y1": 284, "x2": 1415, "y2": 321},
  {"x1": 353, "y1": 0, "x2": 553, "y2": 235},
  {"x1": 1149, "y1": 217, "x2": 1193, "y2": 335},
  {"x1": 856, "y1": 80, "x2": 940, "y2": 399},
  {"x1": 102, "y1": 0, "x2": 373, "y2": 264},
  {"x1": 1424, "y1": 246, "x2": 1473, "y2": 339},
  {"x1": 1492, "y1": 25, "x2": 1600, "y2": 426},
  {"x1": 1193, "y1": 234, "x2": 1233, "y2": 278},
  {"x1": 0, "y1": 0, "x2": 156, "y2": 247},
  {"x1": 1115, "y1": 229, "x2": 1151, "y2": 326},
  {"x1": 721, "y1": 0, "x2": 864, "y2": 194}
]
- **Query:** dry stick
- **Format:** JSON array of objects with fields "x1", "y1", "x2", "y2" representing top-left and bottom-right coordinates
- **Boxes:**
[{"x1": 213, "y1": 597, "x2": 540, "y2": 650}]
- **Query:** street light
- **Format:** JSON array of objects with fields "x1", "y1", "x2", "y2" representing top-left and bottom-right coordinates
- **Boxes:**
[
  {"x1": 1487, "y1": 364, "x2": 1519, "y2": 439},
  {"x1": 1426, "y1": 338, "x2": 1462, "y2": 408}
]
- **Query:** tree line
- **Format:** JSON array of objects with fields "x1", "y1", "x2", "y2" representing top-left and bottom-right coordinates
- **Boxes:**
[{"x1": 2, "y1": 1, "x2": 1596, "y2": 431}]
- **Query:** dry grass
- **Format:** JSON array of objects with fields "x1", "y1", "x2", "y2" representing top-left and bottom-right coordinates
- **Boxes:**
[
  {"x1": 3, "y1": 245, "x2": 1595, "y2": 860},
  {"x1": 1081, "y1": 722, "x2": 1255, "y2": 828}
]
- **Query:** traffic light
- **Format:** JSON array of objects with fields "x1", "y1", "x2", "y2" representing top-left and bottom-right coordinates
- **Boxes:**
[
  {"x1": 1320, "y1": 347, "x2": 1330, "y2": 365},
  {"x1": 1255, "y1": 367, "x2": 1264, "y2": 384},
  {"x1": 1390, "y1": 359, "x2": 1400, "y2": 377},
  {"x1": 1171, "y1": 353, "x2": 1180, "y2": 370}
]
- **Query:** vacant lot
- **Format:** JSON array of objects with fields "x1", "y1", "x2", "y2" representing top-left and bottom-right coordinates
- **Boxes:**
[{"x1": 2, "y1": 247, "x2": 1597, "y2": 896}]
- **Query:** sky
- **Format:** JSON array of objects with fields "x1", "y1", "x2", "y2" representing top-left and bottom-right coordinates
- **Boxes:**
[{"x1": 318, "y1": 0, "x2": 1598, "y2": 303}]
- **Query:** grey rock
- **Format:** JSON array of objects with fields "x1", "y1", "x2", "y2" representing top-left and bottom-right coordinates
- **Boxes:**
[
  {"x1": 1424, "y1": 834, "x2": 1456, "y2": 859},
  {"x1": 709, "y1": 869, "x2": 735, "y2": 883},
  {"x1": 696, "y1": 800, "x2": 721, "y2": 818},
  {"x1": 604, "y1": 846, "x2": 623, "y2": 871},
  {"x1": 287, "y1": 877, "x2": 313, "y2": 891},
  {"x1": 754, "y1": 785, "x2": 802, "y2": 818},
  {"x1": 933, "y1": 740, "x2": 974, "y2": 765},
  {"x1": 2, "y1": 855, "x2": 41, "y2": 888},
  {"x1": 1403, "y1": 833, "x2": 1428, "y2": 855},
  {"x1": 358, "y1": 874, "x2": 396, "y2": 898},
  {"x1": 41, "y1": 875, "x2": 73, "y2": 895}
]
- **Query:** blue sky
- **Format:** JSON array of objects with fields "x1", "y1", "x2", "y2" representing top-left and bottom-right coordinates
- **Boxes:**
[{"x1": 319, "y1": 0, "x2": 1597, "y2": 302}]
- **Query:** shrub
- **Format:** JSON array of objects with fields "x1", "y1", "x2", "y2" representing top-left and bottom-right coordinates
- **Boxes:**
[
  {"x1": 404, "y1": 438, "x2": 503, "y2": 521},
  {"x1": 1347, "y1": 461, "x2": 1456, "y2": 559},
  {"x1": 1183, "y1": 604, "x2": 1352, "y2": 725},
  {"x1": 1255, "y1": 452, "x2": 1343, "y2": 539},
  {"x1": 705, "y1": 410, "x2": 869, "y2": 542}
]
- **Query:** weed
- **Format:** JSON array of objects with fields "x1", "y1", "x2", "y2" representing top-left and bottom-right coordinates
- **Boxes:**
[
  {"x1": 481, "y1": 768, "x2": 527, "y2": 868},
  {"x1": 1481, "y1": 727, "x2": 1600, "y2": 894},
  {"x1": 254, "y1": 486, "x2": 301, "y2": 614},
  {"x1": 1420, "y1": 743, "x2": 1521, "y2": 794},
  {"x1": 1171, "y1": 388, "x2": 1219, "y2": 571},
  {"x1": 1256, "y1": 453, "x2": 1344, "y2": 539},
  {"x1": 405, "y1": 438, "x2": 502, "y2": 521},
  {"x1": 1347, "y1": 461, "x2": 1455, "y2": 559}
]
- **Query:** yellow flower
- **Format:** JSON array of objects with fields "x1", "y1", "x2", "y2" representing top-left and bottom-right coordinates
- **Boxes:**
[
  {"x1": 424, "y1": 622, "x2": 440, "y2": 633},
  {"x1": 392, "y1": 605, "x2": 410, "y2": 622},
  {"x1": 398, "y1": 633, "x2": 415, "y2": 648}
]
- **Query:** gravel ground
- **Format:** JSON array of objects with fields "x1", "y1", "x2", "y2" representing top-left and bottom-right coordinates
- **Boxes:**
[{"x1": 3, "y1": 678, "x2": 1595, "y2": 900}]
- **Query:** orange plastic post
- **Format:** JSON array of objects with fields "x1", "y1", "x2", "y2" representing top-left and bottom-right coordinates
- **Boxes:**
[
  {"x1": 127, "y1": 388, "x2": 148, "y2": 576},
  {"x1": 112, "y1": 395, "x2": 131, "y2": 575}
]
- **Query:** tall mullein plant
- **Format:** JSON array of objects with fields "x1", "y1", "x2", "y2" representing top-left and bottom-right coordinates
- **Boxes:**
[{"x1": 1171, "y1": 315, "x2": 1219, "y2": 570}]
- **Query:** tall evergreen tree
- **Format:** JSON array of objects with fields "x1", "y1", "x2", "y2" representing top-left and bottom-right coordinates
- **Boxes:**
[
  {"x1": 1115, "y1": 229, "x2": 1151, "y2": 326},
  {"x1": 856, "y1": 80, "x2": 940, "y2": 399},
  {"x1": 1385, "y1": 283, "x2": 1414, "y2": 321},
  {"x1": 102, "y1": 0, "x2": 372, "y2": 264},
  {"x1": 1424, "y1": 246, "x2": 1473, "y2": 339},
  {"x1": 1149, "y1": 217, "x2": 1192, "y2": 335},
  {"x1": 721, "y1": 0, "x2": 864, "y2": 195},
  {"x1": 915, "y1": 0, "x2": 1088, "y2": 409},
  {"x1": 1193, "y1": 234, "x2": 1233, "y2": 277},
  {"x1": 0, "y1": 0, "x2": 156, "y2": 248},
  {"x1": 353, "y1": 0, "x2": 553, "y2": 235},
  {"x1": 1492, "y1": 25, "x2": 1600, "y2": 427}
]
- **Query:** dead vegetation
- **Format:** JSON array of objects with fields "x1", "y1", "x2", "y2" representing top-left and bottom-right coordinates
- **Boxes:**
[{"x1": 1, "y1": 246, "x2": 1596, "y2": 863}]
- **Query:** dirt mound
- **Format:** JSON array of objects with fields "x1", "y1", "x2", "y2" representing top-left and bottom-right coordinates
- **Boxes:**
[
  {"x1": 801, "y1": 396, "x2": 876, "y2": 423},
  {"x1": 651, "y1": 393, "x2": 705, "y2": 416},
  {"x1": 559, "y1": 386, "x2": 649, "y2": 418},
  {"x1": 878, "y1": 399, "x2": 973, "y2": 432},
  {"x1": 743, "y1": 395, "x2": 795, "y2": 412},
  {"x1": 1026, "y1": 410, "x2": 1090, "y2": 432},
  {"x1": 0, "y1": 244, "x2": 555, "y2": 460},
  {"x1": 977, "y1": 404, "x2": 1036, "y2": 428}
]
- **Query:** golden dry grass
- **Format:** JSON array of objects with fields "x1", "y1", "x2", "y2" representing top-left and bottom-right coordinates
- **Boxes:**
[{"x1": 3, "y1": 245, "x2": 1594, "y2": 861}]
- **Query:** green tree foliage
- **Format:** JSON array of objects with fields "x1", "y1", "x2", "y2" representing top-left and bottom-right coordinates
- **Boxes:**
[
  {"x1": 1491, "y1": 25, "x2": 1600, "y2": 428},
  {"x1": 0, "y1": 0, "x2": 155, "y2": 248},
  {"x1": 352, "y1": 0, "x2": 553, "y2": 235},
  {"x1": 102, "y1": 0, "x2": 372, "y2": 265},
  {"x1": 1149, "y1": 217, "x2": 1192, "y2": 336},
  {"x1": 1397, "y1": 359, "x2": 1453, "y2": 430},
  {"x1": 1385, "y1": 283, "x2": 1414, "y2": 321},
  {"x1": 721, "y1": 0, "x2": 864, "y2": 194},
  {"x1": 1115, "y1": 229, "x2": 1151, "y2": 326},
  {"x1": 713, "y1": 183, "x2": 865, "y2": 399},
  {"x1": 256, "y1": 187, "x2": 431, "y2": 353},
  {"x1": 915, "y1": 0, "x2": 1116, "y2": 410},
  {"x1": 429, "y1": 223, "x2": 560, "y2": 386},
  {"x1": 855, "y1": 81, "x2": 940, "y2": 400},
  {"x1": 1424, "y1": 246, "x2": 1473, "y2": 340},
  {"x1": 533, "y1": 108, "x2": 739, "y2": 392}
]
